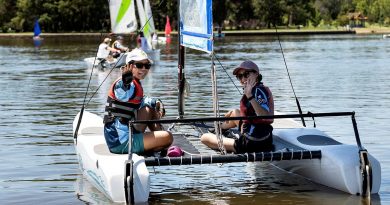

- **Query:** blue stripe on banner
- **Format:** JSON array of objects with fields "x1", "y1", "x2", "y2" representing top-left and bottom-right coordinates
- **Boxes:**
[
  {"x1": 207, "y1": 0, "x2": 213, "y2": 35},
  {"x1": 207, "y1": 40, "x2": 212, "y2": 52},
  {"x1": 181, "y1": 31, "x2": 212, "y2": 39}
]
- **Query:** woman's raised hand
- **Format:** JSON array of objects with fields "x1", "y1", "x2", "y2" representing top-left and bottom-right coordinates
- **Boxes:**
[{"x1": 244, "y1": 73, "x2": 257, "y2": 98}]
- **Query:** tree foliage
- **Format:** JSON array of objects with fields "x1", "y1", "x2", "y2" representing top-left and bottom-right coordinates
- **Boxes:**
[{"x1": 1, "y1": 0, "x2": 390, "y2": 33}]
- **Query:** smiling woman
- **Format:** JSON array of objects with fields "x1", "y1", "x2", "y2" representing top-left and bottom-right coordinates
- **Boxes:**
[
  {"x1": 201, "y1": 60, "x2": 274, "y2": 153},
  {"x1": 103, "y1": 48, "x2": 172, "y2": 155}
]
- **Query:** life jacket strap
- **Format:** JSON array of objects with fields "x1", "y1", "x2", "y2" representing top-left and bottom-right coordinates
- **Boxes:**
[{"x1": 104, "y1": 97, "x2": 139, "y2": 124}]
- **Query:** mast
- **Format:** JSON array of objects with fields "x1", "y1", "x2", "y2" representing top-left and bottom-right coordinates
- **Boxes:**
[
  {"x1": 177, "y1": 0, "x2": 185, "y2": 118},
  {"x1": 177, "y1": 0, "x2": 213, "y2": 118}
]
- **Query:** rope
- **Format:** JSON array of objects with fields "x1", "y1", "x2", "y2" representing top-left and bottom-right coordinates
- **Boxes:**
[
  {"x1": 211, "y1": 53, "x2": 226, "y2": 155},
  {"x1": 213, "y1": 53, "x2": 242, "y2": 95},
  {"x1": 86, "y1": 56, "x2": 125, "y2": 106},
  {"x1": 274, "y1": 26, "x2": 306, "y2": 127},
  {"x1": 73, "y1": 3, "x2": 112, "y2": 139}
]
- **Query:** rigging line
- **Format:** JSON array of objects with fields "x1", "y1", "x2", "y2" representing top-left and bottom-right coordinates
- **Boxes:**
[
  {"x1": 74, "y1": 1, "x2": 116, "y2": 140},
  {"x1": 86, "y1": 54, "x2": 127, "y2": 106},
  {"x1": 212, "y1": 53, "x2": 242, "y2": 95},
  {"x1": 84, "y1": 34, "x2": 102, "y2": 106},
  {"x1": 73, "y1": 33, "x2": 104, "y2": 140},
  {"x1": 274, "y1": 27, "x2": 297, "y2": 98},
  {"x1": 211, "y1": 53, "x2": 226, "y2": 155},
  {"x1": 274, "y1": 26, "x2": 306, "y2": 127}
]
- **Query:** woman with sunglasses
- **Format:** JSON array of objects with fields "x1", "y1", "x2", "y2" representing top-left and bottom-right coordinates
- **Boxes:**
[
  {"x1": 201, "y1": 60, "x2": 274, "y2": 153},
  {"x1": 103, "y1": 48, "x2": 173, "y2": 155}
]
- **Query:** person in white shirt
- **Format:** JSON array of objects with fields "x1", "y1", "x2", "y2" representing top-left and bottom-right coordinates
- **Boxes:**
[{"x1": 97, "y1": 38, "x2": 120, "y2": 67}]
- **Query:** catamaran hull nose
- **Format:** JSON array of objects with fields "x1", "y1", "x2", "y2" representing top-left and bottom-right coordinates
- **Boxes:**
[{"x1": 73, "y1": 111, "x2": 150, "y2": 203}]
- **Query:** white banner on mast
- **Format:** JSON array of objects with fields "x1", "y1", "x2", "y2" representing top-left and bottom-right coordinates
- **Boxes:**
[{"x1": 179, "y1": 0, "x2": 213, "y2": 53}]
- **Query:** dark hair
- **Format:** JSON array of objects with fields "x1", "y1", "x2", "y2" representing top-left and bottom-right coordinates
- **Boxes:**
[
  {"x1": 257, "y1": 74, "x2": 263, "y2": 82},
  {"x1": 127, "y1": 60, "x2": 134, "y2": 65}
]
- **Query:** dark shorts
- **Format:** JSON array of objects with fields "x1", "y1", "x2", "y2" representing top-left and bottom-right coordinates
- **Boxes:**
[{"x1": 234, "y1": 123, "x2": 273, "y2": 153}]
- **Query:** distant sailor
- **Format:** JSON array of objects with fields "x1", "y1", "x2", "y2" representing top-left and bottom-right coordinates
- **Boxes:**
[
  {"x1": 138, "y1": 31, "x2": 151, "y2": 52},
  {"x1": 97, "y1": 38, "x2": 120, "y2": 66}
]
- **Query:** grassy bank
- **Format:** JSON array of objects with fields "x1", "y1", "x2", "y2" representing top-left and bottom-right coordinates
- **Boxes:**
[
  {"x1": 354, "y1": 27, "x2": 390, "y2": 34},
  {"x1": 1, "y1": 26, "x2": 389, "y2": 38}
]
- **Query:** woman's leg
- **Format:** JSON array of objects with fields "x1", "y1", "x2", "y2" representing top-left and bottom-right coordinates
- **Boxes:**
[
  {"x1": 220, "y1": 109, "x2": 241, "y2": 130},
  {"x1": 135, "y1": 106, "x2": 163, "y2": 132},
  {"x1": 143, "y1": 131, "x2": 173, "y2": 152},
  {"x1": 200, "y1": 133, "x2": 235, "y2": 152}
]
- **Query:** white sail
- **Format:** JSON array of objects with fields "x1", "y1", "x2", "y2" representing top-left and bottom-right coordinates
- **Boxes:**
[
  {"x1": 109, "y1": 0, "x2": 138, "y2": 33},
  {"x1": 144, "y1": 0, "x2": 155, "y2": 34},
  {"x1": 136, "y1": 0, "x2": 152, "y2": 50}
]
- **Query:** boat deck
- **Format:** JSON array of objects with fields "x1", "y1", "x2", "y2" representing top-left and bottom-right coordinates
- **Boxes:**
[{"x1": 144, "y1": 122, "x2": 322, "y2": 166}]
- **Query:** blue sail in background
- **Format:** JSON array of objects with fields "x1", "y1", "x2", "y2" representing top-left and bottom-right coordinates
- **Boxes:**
[{"x1": 33, "y1": 20, "x2": 41, "y2": 37}]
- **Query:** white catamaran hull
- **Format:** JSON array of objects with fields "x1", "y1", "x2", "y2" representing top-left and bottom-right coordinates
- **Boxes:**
[
  {"x1": 73, "y1": 111, "x2": 150, "y2": 203},
  {"x1": 272, "y1": 118, "x2": 381, "y2": 195}
]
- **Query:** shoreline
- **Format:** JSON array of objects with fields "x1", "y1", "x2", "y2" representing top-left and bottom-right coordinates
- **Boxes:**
[{"x1": 1, "y1": 27, "x2": 389, "y2": 38}]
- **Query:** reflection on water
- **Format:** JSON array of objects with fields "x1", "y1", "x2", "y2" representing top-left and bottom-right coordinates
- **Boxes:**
[{"x1": 0, "y1": 34, "x2": 389, "y2": 204}]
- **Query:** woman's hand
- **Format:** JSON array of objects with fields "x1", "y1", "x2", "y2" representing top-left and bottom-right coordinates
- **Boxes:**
[
  {"x1": 243, "y1": 73, "x2": 257, "y2": 98},
  {"x1": 121, "y1": 63, "x2": 133, "y2": 74},
  {"x1": 156, "y1": 100, "x2": 166, "y2": 118}
]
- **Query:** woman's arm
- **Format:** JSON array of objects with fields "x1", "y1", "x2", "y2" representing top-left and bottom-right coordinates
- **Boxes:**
[
  {"x1": 114, "y1": 80, "x2": 135, "y2": 101},
  {"x1": 244, "y1": 73, "x2": 273, "y2": 116}
]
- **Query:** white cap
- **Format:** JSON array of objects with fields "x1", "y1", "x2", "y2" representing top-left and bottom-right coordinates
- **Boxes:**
[{"x1": 125, "y1": 48, "x2": 153, "y2": 64}]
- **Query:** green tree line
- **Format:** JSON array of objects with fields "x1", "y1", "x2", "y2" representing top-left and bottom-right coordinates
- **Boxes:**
[{"x1": 1, "y1": 0, "x2": 390, "y2": 33}]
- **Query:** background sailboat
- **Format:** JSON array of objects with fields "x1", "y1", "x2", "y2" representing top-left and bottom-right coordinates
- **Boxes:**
[
  {"x1": 33, "y1": 19, "x2": 42, "y2": 40},
  {"x1": 109, "y1": 0, "x2": 138, "y2": 34},
  {"x1": 165, "y1": 16, "x2": 172, "y2": 37},
  {"x1": 109, "y1": 0, "x2": 160, "y2": 63},
  {"x1": 155, "y1": 16, "x2": 172, "y2": 44},
  {"x1": 135, "y1": 0, "x2": 160, "y2": 62},
  {"x1": 140, "y1": 0, "x2": 156, "y2": 47},
  {"x1": 84, "y1": 0, "x2": 160, "y2": 70}
]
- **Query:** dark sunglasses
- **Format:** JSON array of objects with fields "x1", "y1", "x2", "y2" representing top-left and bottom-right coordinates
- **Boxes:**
[
  {"x1": 129, "y1": 61, "x2": 152, "y2": 70},
  {"x1": 236, "y1": 71, "x2": 255, "y2": 80}
]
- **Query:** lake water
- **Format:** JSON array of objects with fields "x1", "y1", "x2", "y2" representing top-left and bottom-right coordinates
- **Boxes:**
[{"x1": 0, "y1": 34, "x2": 389, "y2": 205}]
